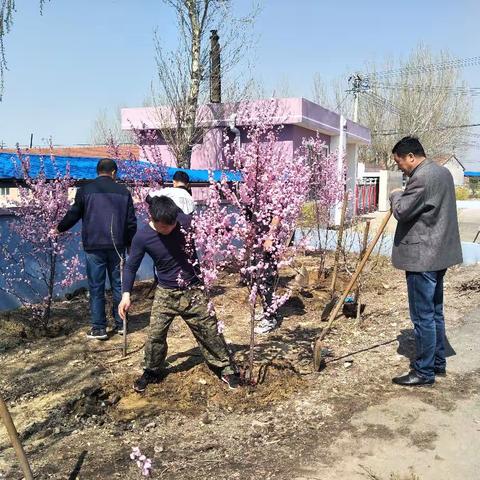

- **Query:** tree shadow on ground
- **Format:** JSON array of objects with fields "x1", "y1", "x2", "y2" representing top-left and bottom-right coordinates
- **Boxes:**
[
  {"x1": 279, "y1": 295, "x2": 306, "y2": 318},
  {"x1": 251, "y1": 325, "x2": 320, "y2": 365},
  {"x1": 396, "y1": 328, "x2": 457, "y2": 363},
  {"x1": 124, "y1": 310, "x2": 150, "y2": 334},
  {"x1": 209, "y1": 285, "x2": 228, "y2": 297},
  {"x1": 161, "y1": 325, "x2": 319, "y2": 376},
  {"x1": 67, "y1": 450, "x2": 88, "y2": 480},
  {"x1": 164, "y1": 343, "x2": 250, "y2": 375},
  {"x1": 277, "y1": 274, "x2": 296, "y2": 288}
]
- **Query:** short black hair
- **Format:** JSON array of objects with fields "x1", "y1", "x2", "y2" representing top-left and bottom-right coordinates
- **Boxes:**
[
  {"x1": 173, "y1": 170, "x2": 190, "y2": 184},
  {"x1": 97, "y1": 158, "x2": 118, "y2": 174},
  {"x1": 148, "y1": 195, "x2": 179, "y2": 224},
  {"x1": 392, "y1": 136, "x2": 426, "y2": 158}
]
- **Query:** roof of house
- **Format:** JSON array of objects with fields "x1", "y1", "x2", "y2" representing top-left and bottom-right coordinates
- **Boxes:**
[
  {"x1": 121, "y1": 97, "x2": 371, "y2": 145},
  {"x1": 0, "y1": 145, "x2": 140, "y2": 159},
  {"x1": 0, "y1": 152, "x2": 242, "y2": 184},
  {"x1": 434, "y1": 154, "x2": 465, "y2": 170}
]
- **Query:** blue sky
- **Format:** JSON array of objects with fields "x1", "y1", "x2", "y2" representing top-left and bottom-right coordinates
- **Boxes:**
[{"x1": 0, "y1": 0, "x2": 478, "y2": 164}]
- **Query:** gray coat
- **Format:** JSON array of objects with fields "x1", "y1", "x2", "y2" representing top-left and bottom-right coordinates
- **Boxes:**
[{"x1": 389, "y1": 159, "x2": 462, "y2": 272}]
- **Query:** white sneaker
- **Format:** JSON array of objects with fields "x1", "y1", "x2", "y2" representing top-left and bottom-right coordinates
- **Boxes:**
[{"x1": 254, "y1": 317, "x2": 279, "y2": 335}]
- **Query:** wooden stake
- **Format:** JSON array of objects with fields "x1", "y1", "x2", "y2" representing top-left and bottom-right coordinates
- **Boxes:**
[
  {"x1": 330, "y1": 192, "x2": 349, "y2": 294},
  {"x1": 0, "y1": 394, "x2": 34, "y2": 480},
  {"x1": 313, "y1": 210, "x2": 392, "y2": 371},
  {"x1": 120, "y1": 256, "x2": 128, "y2": 358},
  {"x1": 355, "y1": 219, "x2": 371, "y2": 321},
  {"x1": 111, "y1": 217, "x2": 128, "y2": 357}
]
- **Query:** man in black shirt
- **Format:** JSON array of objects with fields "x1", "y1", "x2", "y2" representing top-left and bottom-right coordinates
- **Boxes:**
[
  {"x1": 118, "y1": 196, "x2": 239, "y2": 392},
  {"x1": 57, "y1": 158, "x2": 137, "y2": 340}
]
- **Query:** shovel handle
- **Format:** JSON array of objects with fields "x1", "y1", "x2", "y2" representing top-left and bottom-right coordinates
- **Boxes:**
[
  {"x1": 321, "y1": 210, "x2": 392, "y2": 340},
  {"x1": 0, "y1": 394, "x2": 34, "y2": 480}
]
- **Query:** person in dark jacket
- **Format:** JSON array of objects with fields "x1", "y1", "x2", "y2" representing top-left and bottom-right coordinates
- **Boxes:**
[
  {"x1": 389, "y1": 137, "x2": 462, "y2": 387},
  {"x1": 57, "y1": 158, "x2": 137, "y2": 340},
  {"x1": 118, "y1": 196, "x2": 239, "y2": 392}
]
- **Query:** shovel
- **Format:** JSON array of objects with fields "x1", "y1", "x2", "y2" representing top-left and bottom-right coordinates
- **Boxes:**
[
  {"x1": 313, "y1": 210, "x2": 392, "y2": 371},
  {"x1": 0, "y1": 394, "x2": 34, "y2": 479}
]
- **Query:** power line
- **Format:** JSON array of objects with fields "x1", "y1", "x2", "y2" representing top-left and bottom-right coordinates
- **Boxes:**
[
  {"x1": 365, "y1": 56, "x2": 480, "y2": 80},
  {"x1": 368, "y1": 83, "x2": 480, "y2": 96},
  {"x1": 361, "y1": 90, "x2": 411, "y2": 118},
  {"x1": 334, "y1": 92, "x2": 350, "y2": 112},
  {"x1": 372, "y1": 123, "x2": 480, "y2": 136}
]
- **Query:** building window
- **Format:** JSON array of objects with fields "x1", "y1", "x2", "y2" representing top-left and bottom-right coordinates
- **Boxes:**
[{"x1": 0, "y1": 187, "x2": 10, "y2": 196}]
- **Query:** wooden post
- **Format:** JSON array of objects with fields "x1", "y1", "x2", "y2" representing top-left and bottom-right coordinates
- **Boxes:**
[
  {"x1": 111, "y1": 216, "x2": 128, "y2": 357},
  {"x1": 0, "y1": 394, "x2": 34, "y2": 480},
  {"x1": 355, "y1": 219, "x2": 371, "y2": 321},
  {"x1": 120, "y1": 256, "x2": 128, "y2": 358},
  {"x1": 330, "y1": 191, "x2": 349, "y2": 294},
  {"x1": 313, "y1": 210, "x2": 392, "y2": 370}
]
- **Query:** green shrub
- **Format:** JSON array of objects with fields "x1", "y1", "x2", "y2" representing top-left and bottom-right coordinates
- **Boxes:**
[
  {"x1": 468, "y1": 178, "x2": 480, "y2": 198},
  {"x1": 455, "y1": 186, "x2": 470, "y2": 201},
  {"x1": 299, "y1": 201, "x2": 331, "y2": 228}
]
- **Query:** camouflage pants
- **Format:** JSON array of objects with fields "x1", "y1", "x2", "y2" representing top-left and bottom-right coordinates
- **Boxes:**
[{"x1": 144, "y1": 287, "x2": 234, "y2": 376}]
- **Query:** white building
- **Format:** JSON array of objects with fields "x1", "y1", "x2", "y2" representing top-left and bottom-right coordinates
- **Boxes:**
[{"x1": 435, "y1": 154, "x2": 465, "y2": 186}]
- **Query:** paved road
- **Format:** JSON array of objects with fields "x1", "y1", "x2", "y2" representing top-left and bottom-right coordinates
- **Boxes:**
[
  {"x1": 366, "y1": 202, "x2": 480, "y2": 243},
  {"x1": 296, "y1": 309, "x2": 480, "y2": 480},
  {"x1": 458, "y1": 207, "x2": 480, "y2": 242}
]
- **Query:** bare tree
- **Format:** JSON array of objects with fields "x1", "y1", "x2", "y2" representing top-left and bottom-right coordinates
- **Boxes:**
[
  {"x1": 90, "y1": 106, "x2": 135, "y2": 145},
  {"x1": 311, "y1": 72, "x2": 355, "y2": 114},
  {"x1": 359, "y1": 46, "x2": 471, "y2": 169},
  {"x1": 153, "y1": 0, "x2": 258, "y2": 168},
  {"x1": 311, "y1": 73, "x2": 337, "y2": 111},
  {"x1": 310, "y1": 46, "x2": 473, "y2": 170},
  {"x1": 272, "y1": 74, "x2": 294, "y2": 98}
]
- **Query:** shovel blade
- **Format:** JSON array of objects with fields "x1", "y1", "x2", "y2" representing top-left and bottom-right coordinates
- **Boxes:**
[
  {"x1": 321, "y1": 295, "x2": 338, "y2": 321},
  {"x1": 313, "y1": 338, "x2": 325, "y2": 371}
]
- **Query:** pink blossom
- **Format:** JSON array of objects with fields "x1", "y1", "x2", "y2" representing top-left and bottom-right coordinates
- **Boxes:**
[
  {"x1": 0, "y1": 148, "x2": 84, "y2": 325},
  {"x1": 108, "y1": 132, "x2": 166, "y2": 220},
  {"x1": 130, "y1": 447, "x2": 152, "y2": 476}
]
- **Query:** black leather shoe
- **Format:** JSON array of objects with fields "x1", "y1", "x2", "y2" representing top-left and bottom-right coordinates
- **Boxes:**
[
  {"x1": 392, "y1": 371, "x2": 434, "y2": 386},
  {"x1": 434, "y1": 367, "x2": 446, "y2": 377}
]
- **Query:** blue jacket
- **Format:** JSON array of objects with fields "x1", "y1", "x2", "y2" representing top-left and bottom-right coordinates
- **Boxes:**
[{"x1": 58, "y1": 176, "x2": 137, "y2": 251}]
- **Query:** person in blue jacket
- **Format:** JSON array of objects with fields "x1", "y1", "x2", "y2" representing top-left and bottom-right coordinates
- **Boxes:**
[{"x1": 57, "y1": 158, "x2": 137, "y2": 340}]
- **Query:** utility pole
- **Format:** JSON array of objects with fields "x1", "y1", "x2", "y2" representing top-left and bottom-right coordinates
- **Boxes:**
[{"x1": 348, "y1": 73, "x2": 368, "y2": 123}]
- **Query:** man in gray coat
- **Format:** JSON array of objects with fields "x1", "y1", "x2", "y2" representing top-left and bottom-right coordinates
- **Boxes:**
[{"x1": 389, "y1": 136, "x2": 462, "y2": 386}]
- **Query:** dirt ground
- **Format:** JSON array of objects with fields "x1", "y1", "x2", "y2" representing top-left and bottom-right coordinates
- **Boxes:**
[{"x1": 1, "y1": 255, "x2": 480, "y2": 479}]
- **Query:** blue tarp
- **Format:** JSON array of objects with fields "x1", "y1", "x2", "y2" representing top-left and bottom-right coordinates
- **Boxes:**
[
  {"x1": 465, "y1": 171, "x2": 480, "y2": 177},
  {"x1": 0, "y1": 152, "x2": 242, "y2": 183}
]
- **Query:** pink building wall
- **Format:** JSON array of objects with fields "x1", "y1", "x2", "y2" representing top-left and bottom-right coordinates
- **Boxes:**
[{"x1": 123, "y1": 98, "x2": 369, "y2": 170}]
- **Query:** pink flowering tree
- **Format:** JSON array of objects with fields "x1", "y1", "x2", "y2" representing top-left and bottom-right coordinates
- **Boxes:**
[
  {"x1": 189, "y1": 102, "x2": 311, "y2": 382},
  {"x1": 107, "y1": 130, "x2": 167, "y2": 220},
  {"x1": 296, "y1": 135, "x2": 345, "y2": 276},
  {"x1": 0, "y1": 149, "x2": 83, "y2": 327}
]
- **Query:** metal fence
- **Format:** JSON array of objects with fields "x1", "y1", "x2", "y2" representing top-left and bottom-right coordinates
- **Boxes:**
[{"x1": 355, "y1": 177, "x2": 379, "y2": 215}]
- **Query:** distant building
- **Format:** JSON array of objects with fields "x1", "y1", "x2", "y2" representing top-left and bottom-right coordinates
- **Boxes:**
[
  {"x1": 121, "y1": 97, "x2": 371, "y2": 221},
  {"x1": 0, "y1": 145, "x2": 139, "y2": 207},
  {"x1": 434, "y1": 154, "x2": 465, "y2": 186}
]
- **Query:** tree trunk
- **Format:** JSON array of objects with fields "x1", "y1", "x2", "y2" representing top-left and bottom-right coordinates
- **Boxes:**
[
  {"x1": 42, "y1": 251, "x2": 57, "y2": 328},
  {"x1": 181, "y1": 0, "x2": 205, "y2": 169},
  {"x1": 246, "y1": 298, "x2": 256, "y2": 385}
]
